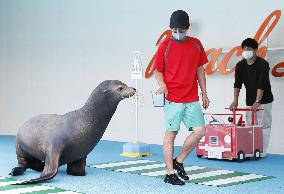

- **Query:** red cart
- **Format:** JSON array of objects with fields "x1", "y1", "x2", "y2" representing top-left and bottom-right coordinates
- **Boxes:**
[{"x1": 196, "y1": 108, "x2": 264, "y2": 162}]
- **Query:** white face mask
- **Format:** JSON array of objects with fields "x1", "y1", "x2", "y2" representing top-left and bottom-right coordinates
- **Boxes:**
[
  {"x1": 242, "y1": 51, "x2": 254, "y2": 60},
  {"x1": 172, "y1": 31, "x2": 187, "y2": 40}
]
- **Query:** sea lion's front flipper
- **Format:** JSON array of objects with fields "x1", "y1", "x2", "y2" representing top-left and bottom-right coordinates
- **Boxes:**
[
  {"x1": 12, "y1": 147, "x2": 60, "y2": 185},
  {"x1": 10, "y1": 157, "x2": 44, "y2": 176},
  {"x1": 9, "y1": 167, "x2": 27, "y2": 176},
  {"x1": 9, "y1": 145, "x2": 30, "y2": 176},
  {"x1": 67, "y1": 157, "x2": 86, "y2": 176}
]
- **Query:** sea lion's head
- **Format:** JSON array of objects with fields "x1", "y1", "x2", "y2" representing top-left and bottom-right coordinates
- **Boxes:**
[{"x1": 101, "y1": 80, "x2": 136, "y2": 101}]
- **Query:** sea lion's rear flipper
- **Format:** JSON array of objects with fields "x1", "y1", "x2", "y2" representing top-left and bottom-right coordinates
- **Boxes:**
[
  {"x1": 12, "y1": 169, "x2": 58, "y2": 185},
  {"x1": 12, "y1": 147, "x2": 60, "y2": 185},
  {"x1": 67, "y1": 158, "x2": 86, "y2": 176}
]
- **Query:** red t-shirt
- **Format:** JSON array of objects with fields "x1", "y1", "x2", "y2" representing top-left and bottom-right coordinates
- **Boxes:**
[{"x1": 154, "y1": 36, "x2": 208, "y2": 103}]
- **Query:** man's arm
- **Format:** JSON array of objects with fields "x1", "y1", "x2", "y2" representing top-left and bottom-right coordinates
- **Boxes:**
[
  {"x1": 256, "y1": 62, "x2": 267, "y2": 103},
  {"x1": 197, "y1": 66, "x2": 206, "y2": 94},
  {"x1": 230, "y1": 88, "x2": 240, "y2": 111},
  {"x1": 230, "y1": 62, "x2": 243, "y2": 111},
  {"x1": 233, "y1": 88, "x2": 240, "y2": 104},
  {"x1": 251, "y1": 89, "x2": 264, "y2": 111},
  {"x1": 154, "y1": 70, "x2": 168, "y2": 96},
  {"x1": 197, "y1": 66, "x2": 209, "y2": 109},
  {"x1": 252, "y1": 62, "x2": 269, "y2": 111},
  {"x1": 256, "y1": 89, "x2": 264, "y2": 101}
]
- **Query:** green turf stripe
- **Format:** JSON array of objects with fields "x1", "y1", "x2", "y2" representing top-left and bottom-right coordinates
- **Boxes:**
[
  {"x1": 0, "y1": 183, "x2": 39, "y2": 191},
  {"x1": 115, "y1": 165, "x2": 214, "y2": 176},
  {"x1": 103, "y1": 161, "x2": 163, "y2": 171},
  {"x1": 88, "y1": 159, "x2": 154, "y2": 167},
  {"x1": 131, "y1": 166, "x2": 166, "y2": 174},
  {"x1": 0, "y1": 177, "x2": 18, "y2": 182},
  {"x1": 89, "y1": 160, "x2": 275, "y2": 187},
  {"x1": 24, "y1": 187, "x2": 66, "y2": 193},
  {"x1": 145, "y1": 172, "x2": 166, "y2": 179},
  {"x1": 87, "y1": 159, "x2": 131, "y2": 166},
  {"x1": 154, "y1": 168, "x2": 215, "y2": 179},
  {"x1": 186, "y1": 167, "x2": 216, "y2": 175},
  {"x1": 188, "y1": 172, "x2": 249, "y2": 184},
  {"x1": 219, "y1": 176, "x2": 275, "y2": 187}
]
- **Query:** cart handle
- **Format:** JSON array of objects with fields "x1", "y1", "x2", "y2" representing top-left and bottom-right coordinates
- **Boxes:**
[
  {"x1": 225, "y1": 108, "x2": 264, "y2": 125},
  {"x1": 204, "y1": 113, "x2": 243, "y2": 126}
]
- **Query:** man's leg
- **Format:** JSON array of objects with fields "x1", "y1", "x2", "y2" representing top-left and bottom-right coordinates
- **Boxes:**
[
  {"x1": 172, "y1": 102, "x2": 206, "y2": 180},
  {"x1": 176, "y1": 126, "x2": 206, "y2": 163},
  {"x1": 246, "y1": 107, "x2": 255, "y2": 126},
  {"x1": 177, "y1": 102, "x2": 206, "y2": 163},
  {"x1": 163, "y1": 131, "x2": 185, "y2": 185},
  {"x1": 246, "y1": 103, "x2": 272, "y2": 156},
  {"x1": 163, "y1": 131, "x2": 177, "y2": 175},
  {"x1": 163, "y1": 100, "x2": 185, "y2": 185},
  {"x1": 257, "y1": 103, "x2": 272, "y2": 156}
]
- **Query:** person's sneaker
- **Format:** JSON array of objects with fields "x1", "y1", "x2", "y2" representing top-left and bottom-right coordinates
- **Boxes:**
[
  {"x1": 164, "y1": 173, "x2": 185, "y2": 185},
  {"x1": 173, "y1": 158, "x2": 189, "y2": 180}
]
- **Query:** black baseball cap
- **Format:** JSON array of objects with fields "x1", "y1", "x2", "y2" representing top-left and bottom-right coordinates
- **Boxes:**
[{"x1": 169, "y1": 10, "x2": 190, "y2": 29}]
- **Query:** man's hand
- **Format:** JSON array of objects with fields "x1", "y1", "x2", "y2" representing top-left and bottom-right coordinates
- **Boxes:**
[
  {"x1": 229, "y1": 100, "x2": 238, "y2": 111},
  {"x1": 251, "y1": 102, "x2": 260, "y2": 112},
  {"x1": 202, "y1": 93, "x2": 210, "y2": 109},
  {"x1": 155, "y1": 82, "x2": 168, "y2": 97}
]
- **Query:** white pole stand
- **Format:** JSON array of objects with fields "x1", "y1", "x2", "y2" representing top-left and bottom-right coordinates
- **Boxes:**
[{"x1": 121, "y1": 51, "x2": 152, "y2": 158}]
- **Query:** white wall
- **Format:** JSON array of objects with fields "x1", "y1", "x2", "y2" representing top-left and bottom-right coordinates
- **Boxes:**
[
  {"x1": 0, "y1": 0, "x2": 283, "y2": 154},
  {"x1": 0, "y1": 0, "x2": 5, "y2": 134}
]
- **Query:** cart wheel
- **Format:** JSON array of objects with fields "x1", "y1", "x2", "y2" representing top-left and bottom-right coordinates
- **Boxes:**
[
  {"x1": 254, "y1": 149, "x2": 261, "y2": 160},
  {"x1": 197, "y1": 155, "x2": 203, "y2": 158},
  {"x1": 237, "y1": 151, "x2": 245, "y2": 162}
]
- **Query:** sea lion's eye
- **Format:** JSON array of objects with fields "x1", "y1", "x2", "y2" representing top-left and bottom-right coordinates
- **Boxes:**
[{"x1": 117, "y1": 86, "x2": 123, "y2": 91}]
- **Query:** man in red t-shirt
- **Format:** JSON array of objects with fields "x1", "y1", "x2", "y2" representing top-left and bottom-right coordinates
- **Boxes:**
[{"x1": 154, "y1": 10, "x2": 210, "y2": 185}]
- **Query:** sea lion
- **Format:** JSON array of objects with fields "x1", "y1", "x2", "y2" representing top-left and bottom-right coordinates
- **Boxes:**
[{"x1": 9, "y1": 80, "x2": 136, "y2": 184}]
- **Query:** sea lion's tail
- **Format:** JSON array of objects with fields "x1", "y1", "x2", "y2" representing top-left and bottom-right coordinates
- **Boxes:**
[{"x1": 12, "y1": 169, "x2": 58, "y2": 185}]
